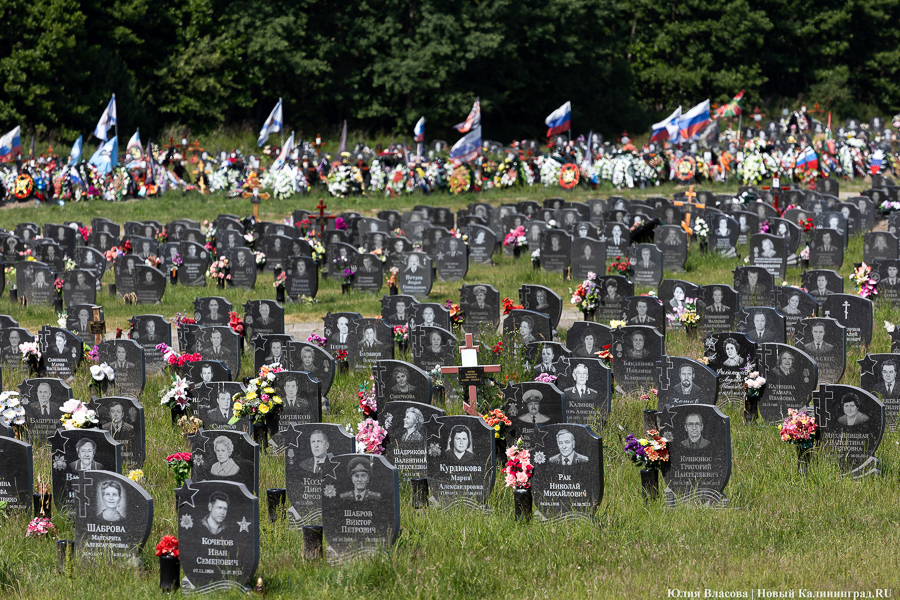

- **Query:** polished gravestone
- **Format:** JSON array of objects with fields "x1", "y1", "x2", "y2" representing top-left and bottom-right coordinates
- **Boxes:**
[
  {"x1": 190, "y1": 429, "x2": 259, "y2": 495},
  {"x1": 733, "y1": 266, "x2": 774, "y2": 308},
  {"x1": 539, "y1": 230, "x2": 572, "y2": 274},
  {"x1": 863, "y1": 231, "x2": 899, "y2": 264},
  {"x1": 611, "y1": 326, "x2": 665, "y2": 393},
  {"x1": 322, "y1": 312, "x2": 362, "y2": 357},
  {"x1": 286, "y1": 341, "x2": 335, "y2": 399},
  {"x1": 656, "y1": 356, "x2": 718, "y2": 410},
  {"x1": 50, "y1": 429, "x2": 122, "y2": 512},
  {"x1": 530, "y1": 424, "x2": 603, "y2": 522},
  {"x1": 519, "y1": 284, "x2": 562, "y2": 330},
  {"x1": 348, "y1": 318, "x2": 394, "y2": 371},
  {"x1": 182, "y1": 360, "x2": 232, "y2": 385},
  {"x1": 132, "y1": 265, "x2": 165, "y2": 304},
  {"x1": 99, "y1": 339, "x2": 145, "y2": 399},
  {"x1": 757, "y1": 343, "x2": 818, "y2": 424},
  {"x1": 252, "y1": 335, "x2": 291, "y2": 372},
  {"x1": 859, "y1": 354, "x2": 900, "y2": 431},
  {"x1": 523, "y1": 221, "x2": 550, "y2": 251},
  {"x1": 769, "y1": 218, "x2": 802, "y2": 255},
  {"x1": 244, "y1": 300, "x2": 284, "y2": 341},
  {"x1": 95, "y1": 396, "x2": 145, "y2": 467},
  {"x1": 380, "y1": 295, "x2": 417, "y2": 328},
  {"x1": 554, "y1": 357, "x2": 611, "y2": 425},
  {"x1": 397, "y1": 252, "x2": 433, "y2": 298},
  {"x1": 659, "y1": 280, "x2": 701, "y2": 330},
  {"x1": 18, "y1": 261, "x2": 55, "y2": 307},
  {"x1": 565, "y1": 322, "x2": 612, "y2": 358},
  {"x1": 655, "y1": 226, "x2": 688, "y2": 270},
  {"x1": 773, "y1": 286, "x2": 818, "y2": 340},
  {"x1": 410, "y1": 326, "x2": 457, "y2": 373},
  {"x1": 226, "y1": 248, "x2": 258, "y2": 289},
  {"x1": 272, "y1": 371, "x2": 322, "y2": 451},
  {"x1": 258, "y1": 234, "x2": 294, "y2": 270},
  {"x1": 129, "y1": 235, "x2": 159, "y2": 261},
  {"x1": 0, "y1": 436, "x2": 33, "y2": 509},
  {"x1": 177, "y1": 480, "x2": 259, "y2": 592},
  {"x1": 409, "y1": 302, "x2": 450, "y2": 331},
  {"x1": 424, "y1": 415, "x2": 496, "y2": 508},
  {"x1": 528, "y1": 342, "x2": 570, "y2": 376},
  {"x1": 809, "y1": 229, "x2": 844, "y2": 269},
  {"x1": 285, "y1": 423, "x2": 355, "y2": 527},
  {"x1": 708, "y1": 215, "x2": 739, "y2": 257},
  {"x1": 196, "y1": 326, "x2": 241, "y2": 379},
  {"x1": 352, "y1": 253, "x2": 383, "y2": 294},
  {"x1": 594, "y1": 276, "x2": 634, "y2": 324},
  {"x1": 503, "y1": 309, "x2": 552, "y2": 349},
  {"x1": 39, "y1": 326, "x2": 82, "y2": 379},
  {"x1": 795, "y1": 317, "x2": 846, "y2": 386},
  {"x1": 874, "y1": 260, "x2": 900, "y2": 306},
  {"x1": 736, "y1": 307, "x2": 786, "y2": 344},
  {"x1": 63, "y1": 270, "x2": 97, "y2": 306},
  {"x1": 629, "y1": 244, "x2": 664, "y2": 286},
  {"x1": 194, "y1": 297, "x2": 232, "y2": 327},
  {"x1": 704, "y1": 333, "x2": 756, "y2": 406},
  {"x1": 459, "y1": 284, "x2": 500, "y2": 332},
  {"x1": 502, "y1": 381, "x2": 566, "y2": 447},
  {"x1": 66, "y1": 305, "x2": 102, "y2": 346},
  {"x1": 812, "y1": 384, "x2": 884, "y2": 478},
  {"x1": 821, "y1": 293, "x2": 873, "y2": 346},
  {"x1": 128, "y1": 315, "x2": 170, "y2": 374},
  {"x1": 74, "y1": 469, "x2": 152, "y2": 562},
  {"x1": 466, "y1": 225, "x2": 496, "y2": 265},
  {"x1": 178, "y1": 241, "x2": 210, "y2": 286},
  {"x1": 570, "y1": 238, "x2": 606, "y2": 281},
  {"x1": 623, "y1": 295, "x2": 665, "y2": 336},
  {"x1": 748, "y1": 233, "x2": 787, "y2": 278},
  {"x1": 600, "y1": 223, "x2": 630, "y2": 259},
  {"x1": 19, "y1": 377, "x2": 72, "y2": 446},
  {"x1": 378, "y1": 401, "x2": 445, "y2": 479},
  {"x1": 658, "y1": 404, "x2": 730, "y2": 507},
  {"x1": 801, "y1": 269, "x2": 844, "y2": 304},
  {"x1": 434, "y1": 237, "x2": 468, "y2": 281},
  {"x1": 372, "y1": 360, "x2": 432, "y2": 413}
]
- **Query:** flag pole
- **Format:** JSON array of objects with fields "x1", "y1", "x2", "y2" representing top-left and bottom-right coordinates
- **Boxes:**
[{"x1": 568, "y1": 101, "x2": 572, "y2": 144}]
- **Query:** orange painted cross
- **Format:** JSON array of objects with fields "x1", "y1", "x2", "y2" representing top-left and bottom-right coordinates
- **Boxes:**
[
  {"x1": 674, "y1": 185, "x2": 706, "y2": 234},
  {"x1": 241, "y1": 172, "x2": 270, "y2": 220}
]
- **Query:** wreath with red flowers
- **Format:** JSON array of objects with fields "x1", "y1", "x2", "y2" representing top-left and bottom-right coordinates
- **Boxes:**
[
  {"x1": 558, "y1": 163, "x2": 579, "y2": 189},
  {"x1": 13, "y1": 174, "x2": 34, "y2": 200},
  {"x1": 674, "y1": 156, "x2": 697, "y2": 183}
]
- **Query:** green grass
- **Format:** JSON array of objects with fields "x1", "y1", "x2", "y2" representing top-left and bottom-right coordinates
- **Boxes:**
[{"x1": 0, "y1": 184, "x2": 896, "y2": 598}]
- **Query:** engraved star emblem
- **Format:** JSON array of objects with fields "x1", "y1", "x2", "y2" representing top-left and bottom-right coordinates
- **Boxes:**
[
  {"x1": 237, "y1": 516, "x2": 251, "y2": 532},
  {"x1": 436, "y1": 252, "x2": 445, "y2": 261}
]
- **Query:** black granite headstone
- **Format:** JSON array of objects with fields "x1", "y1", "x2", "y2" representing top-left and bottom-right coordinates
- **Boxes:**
[
  {"x1": 757, "y1": 343, "x2": 818, "y2": 424},
  {"x1": 554, "y1": 357, "x2": 611, "y2": 425},
  {"x1": 322, "y1": 312, "x2": 362, "y2": 357},
  {"x1": 466, "y1": 225, "x2": 496, "y2": 265},
  {"x1": 66, "y1": 305, "x2": 102, "y2": 347},
  {"x1": 502, "y1": 381, "x2": 566, "y2": 447},
  {"x1": 424, "y1": 415, "x2": 496, "y2": 508},
  {"x1": 519, "y1": 285, "x2": 563, "y2": 330},
  {"x1": 859, "y1": 354, "x2": 900, "y2": 431},
  {"x1": 812, "y1": 384, "x2": 884, "y2": 478},
  {"x1": 459, "y1": 284, "x2": 500, "y2": 332},
  {"x1": 655, "y1": 226, "x2": 688, "y2": 270},
  {"x1": 349, "y1": 319, "x2": 394, "y2": 371},
  {"x1": 611, "y1": 326, "x2": 665, "y2": 393},
  {"x1": 656, "y1": 356, "x2": 719, "y2": 410},
  {"x1": 74, "y1": 470, "x2": 152, "y2": 561},
  {"x1": 795, "y1": 317, "x2": 846, "y2": 386},
  {"x1": 595, "y1": 276, "x2": 634, "y2": 324},
  {"x1": 50, "y1": 429, "x2": 122, "y2": 512},
  {"x1": 284, "y1": 423, "x2": 355, "y2": 527},
  {"x1": 821, "y1": 293, "x2": 873, "y2": 346},
  {"x1": 190, "y1": 429, "x2": 259, "y2": 494},
  {"x1": 95, "y1": 395, "x2": 145, "y2": 467},
  {"x1": 194, "y1": 381, "x2": 249, "y2": 432},
  {"x1": 503, "y1": 309, "x2": 552, "y2": 349},
  {"x1": 244, "y1": 300, "x2": 284, "y2": 341},
  {"x1": 397, "y1": 252, "x2": 433, "y2": 298},
  {"x1": 530, "y1": 423, "x2": 602, "y2": 522},
  {"x1": 63, "y1": 270, "x2": 97, "y2": 306},
  {"x1": 434, "y1": 237, "x2": 468, "y2": 281},
  {"x1": 196, "y1": 326, "x2": 242, "y2": 378},
  {"x1": 128, "y1": 315, "x2": 170, "y2": 374},
  {"x1": 539, "y1": 230, "x2": 572, "y2": 274},
  {"x1": 801, "y1": 269, "x2": 844, "y2": 303},
  {"x1": 352, "y1": 253, "x2": 383, "y2": 294},
  {"x1": 703, "y1": 332, "x2": 756, "y2": 406},
  {"x1": 39, "y1": 326, "x2": 82, "y2": 379},
  {"x1": 733, "y1": 266, "x2": 774, "y2": 308},
  {"x1": 736, "y1": 307, "x2": 786, "y2": 344},
  {"x1": 19, "y1": 377, "x2": 72, "y2": 446},
  {"x1": 98, "y1": 339, "x2": 146, "y2": 399},
  {"x1": 226, "y1": 248, "x2": 258, "y2": 289},
  {"x1": 182, "y1": 360, "x2": 232, "y2": 385},
  {"x1": 372, "y1": 360, "x2": 432, "y2": 413},
  {"x1": 0, "y1": 436, "x2": 32, "y2": 509},
  {"x1": 378, "y1": 401, "x2": 445, "y2": 479},
  {"x1": 178, "y1": 241, "x2": 210, "y2": 286},
  {"x1": 623, "y1": 295, "x2": 666, "y2": 337},
  {"x1": 565, "y1": 322, "x2": 612, "y2": 357}
]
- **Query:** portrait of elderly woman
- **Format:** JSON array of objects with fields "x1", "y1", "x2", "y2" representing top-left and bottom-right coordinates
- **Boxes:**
[
  {"x1": 96, "y1": 479, "x2": 126, "y2": 523},
  {"x1": 443, "y1": 424, "x2": 475, "y2": 464},
  {"x1": 197, "y1": 435, "x2": 253, "y2": 490},
  {"x1": 386, "y1": 406, "x2": 424, "y2": 442}
]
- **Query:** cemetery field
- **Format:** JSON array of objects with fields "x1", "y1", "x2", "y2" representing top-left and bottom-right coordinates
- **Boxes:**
[{"x1": 0, "y1": 185, "x2": 897, "y2": 598}]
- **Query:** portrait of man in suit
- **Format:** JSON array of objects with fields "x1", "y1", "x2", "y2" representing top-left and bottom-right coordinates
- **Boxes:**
[
  {"x1": 748, "y1": 312, "x2": 777, "y2": 343},
  {"x1": 564, "y1": 364, "x2": 597, "y2": 402},
  {"x1": 405, "y1": 254, "x2": 423, "y2": 273},
  {"x1": 361, "y1": 325, "x2": 379, "y2": 349},
  {"x1": 4, "y1": 329, "x2": 22, "y2": 360},
  {"x1": 334, "y1": 317, "x2": 351, "y2": 345},
  {"x1": 882, "y1": 264, "x2": 900, "y2": 289},
  {"x1": 299, "y1": 429, "x2": 330, "y2": 474},
  {"x1": 626, "y1": 331, "x2": 650, "y2": 360},
  {"x1": 204, "y1": 389, "x2": 233, "y2": 426},
  {"x1": 803, "y1": 323, "x2": 834, "y2": 356},
  {"x1": 629, "y1": 299, "x2": 655, "y2": 325},
  {"x1": 814, "y1": 275, "x2": 834, "y2": 298},
  {"x1": 669, "y1": 364, "x2": 703, "y2": 404},
  {"x1": 264, "y1": 340, "x2": 285, "y2": 365},
  {"x1": 518, "y1": 389, "x2": 550, "y2": 424},
  {"x1": 739, "y1": 270, "x2": 767, "y2": 298},
  {"x1": 535, "y1": 344, "x2": 557, "y2": 375},
  {"x1": 471, "y1": 286, "x2": 488, "y2": 310},
  {"x1": 636, "y1": 247, "x2": 653, "y2": 270},
  {"x1": 205, "y1": 330, "x2": 226, "y2": 359},
  {"x1": 679, "y1": 413, "x2": 710, "y2": 449},
  {"x1": 112, "y1": 344, "x2": 136, "y2": 372},
  {"x1": 818, "y1": 231, "x2": 838, "y2": 252},
  {"x1": 69, "y1": 438, "x2": 104, "y2": 472},
  {"x1": 391, "y1": 300, "x2": 409, "y2": 323},
  {"x1": 340, "y1": 457, "x2": 382, "y2": 501},
  {"x1": 873, "y1": 360, "x2": 899, "y2": 398},
  {"x1": 101, "y1": 401, "x2": 135, "y2": 450},
  {"x1": 142, "y1": 319, "x2": 161, "y2": 344},
  {"x1": 201, "y1": 491, "x2": 230, "y2": 535},
  {"x1": 31, "y1": 381, "x2": 59, "y2": 416},
  {"x1": 281, "y1": 375, "x2": 309, "y2": 412},
  {"x1": 548, "y1": 429, "x2": 589, "y2": 466}
]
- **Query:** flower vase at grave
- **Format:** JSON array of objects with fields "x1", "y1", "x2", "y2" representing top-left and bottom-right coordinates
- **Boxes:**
[
  {"x1": 685, "y1": 327, "x2": 698, "y2": 340},
  {"x1": 743, "y1": 395, "x2": 759, "y2": 424},
  {"x1": 642, "y1": 409, "x2": 658, "y2": 433},
  {"x1": 337, "y1": 361, "x2": 349, "y2": 374},
  {"x1": 341, "y1": 283, "x2": 350, "y2": 295},
  {"x1": 397, "y1": 340, "x2": 409, "y2": 354},
  {"x1": 513, "y1": 246, "x2": 522, "y2": 259},
  {"x1": 276, "y1": 285, "x2": 286, "y2": 304},
  {"x1": 432, "y1": 385, "x2": 445, "y2": 404},
  {"x1": 389, "y1": 284, "x2": 398, "y2": 296},
  {"x1": 108, "y1": 283, "x2": 116, "y2": 296},
  {"x1": 170, "y1": 405, "x2": 189, "y2": 425},
  {"x1": 532, "y1": 259, "x2": 540, "y2": 271},
  {"x1": 581, "y1": 309, "x2": 595, "y2": 322},
  {"x1": 797, "y1": 444, "x2": 814, "y2": 475},
  {"x1": 159, "y1": 555, "x2": 180, "y2": 592},
  {"x1": 217, "y1": 278, "x2": 225, "y2": 290},
  {"x1": 54, "y1": 296, "x2": 63, "y2": 312},
  {"x1": 495, "y1": 436, "x2": 508, "y2": 462},
  {"x1": 8, "y1": 288, "x2": 16, "y2": 303},
  {"x1": 170, "y1": 270, "x2": 177, "y2": 285},
  {"x1": 514, "y1": 487, "x2": 532, "y2": 521},
  {"x1": 699, "y1": 241, "x2": 708, "y2": 254},
  {"x1": 640, "y1": 468, "x2": 659, "y2": 501},
  {"x1": 253, "y1": 423, "x2": 270, "y2": 454},
  {"x1": 266, "y1": 488, "x2": 286, "y2": 522},
  {"x1": 801, "y1": 258, "x2": 809, "y2": 271}
]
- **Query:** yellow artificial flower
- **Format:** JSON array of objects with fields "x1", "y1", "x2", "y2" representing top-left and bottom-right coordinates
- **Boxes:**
[
  {"x1": 128, "y1": 469, "x2": 144, "y2": 482},
  {"x1": 245, "y1": 392, "x2": 257, "y2": 400},
  {"x1": 273, "y1": 396, "x2": 282, "y2": 404},
  {"x1": 263, "y1": 387, "x2": 274, "y2": 394},
  {"x1": 234, "y1": 402, "x2": 243, "y2": 413},
  {"x1": 259, "y1": 403, "x2": 270, "y2": 414}
]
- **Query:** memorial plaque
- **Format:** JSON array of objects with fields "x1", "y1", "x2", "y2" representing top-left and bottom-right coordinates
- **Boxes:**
[
  {"x1": 226, "y1": 248, "x2": 258, "y2": 289},
  {"x1": 129, "y1": 235, "x2": 159, "y2": 261},
  {"x1": 502, "y1": 381, "x2": 566, "y2": 447},
  {"x1": 258, "y1": 234, "x2": 294, "y2": 270},
  {"x1": 736, "y1": 307, "x2": 786, "y2": 344},
  {"x1": 658, "y1": 404, "x2": 730, "y2": 507},
  {"x1": 128, "y1": 315, "x2": 170, "y2": 374},
  {"x1": 530, "y1": 423, "x2": 602, "y2": 522},
  {"x1": 503, "y1": 309, "x2": 552, "y2": 349},
  {"x1": 708, "y1": 215, "x2": 739, "y2": 257},
  {"x1": 809, "y1": 229, "x2": 844, "y2": 269},
  {"x1": 864, "y1": 232, "x2": 900, "y2": 264},
  {"x1": 18, "y1": 261, "x2": 55, "y2": 307},
  {"x1": 178, "y1": 241, "x2": 210, "y2": 286},
  {"x1": 196, "y1": 326, "x2": 241, "y2": 378},
  {"x1": 812, "y1": 385, "x2": 884, "y2": 478},
  {"x1": 321, "y1": 454, "x2": 400, "y2": 562},
  {"x1": 283, "y1": 256, "x2": 319, "y2": 300},
  {"x1": 397, "y1": 252, "x2": 433, "y2": 298},
  {"x1": 459, "y1": 284, "x2": 500, "y2": 332},
  {"x1": 244, "y1": 300, "x2": 284, "y2": 341},
  {"x1": 698, "y1": 284, "x2": 739, "y2": 335},
  {"x1": 50, "y1": 429, "x2": 122, "y2": 512},
  {"x1": 353, "y1": 253, "x2": 383, "y2": 293},
  {"x1": 322, "y1": 312, "x2": 362, "y2": 357},
  {"x1": 409, "y1": 303, "x2": 450, "y2": 331},
  {"x1": 66, "y1": 305, "x2": 101, "y2": 346},
  {"x1": 177, "y1": 480, "x2": 259, "y2": 592},
  {"x1": 373, "y1": 360, "x2": 432, "y2": 413},
  {"x1": 182, "y1": 360, "x2": 232, "y2": 385},
  {"x1": 286, "y1": 341, "x2": 336, "y2": 398},
  {"x1": 801, "y1": 270, "x2": 844, "y2": 303},
  {"x1": 874, "y1": 260, "x2": 900, "y2": 306},
  {"x1": 555, "y1": 357, "x2": 612, "y2": 425},
  {"x1": 600, "y1": 223, "x2": 630, "y2": 259},
  {"x1": 194, "y1": 297, "x2": 233, "y2": 327},
  {"x1": 623, "y1": 295, "x2": 665, "y2": 337},
  {"x1": 0, "y1": 436, "x2": 32, "y2": 509},
  {"x1": 74, "y1": 470, "x2": 152, "y2": 561},
  {"x1": 380, "y1": 295, "x2": 417, "y2": 328},
  {"x1": 733, "y1": 266, "x2": 774, "y2": 307},
  {"x1": 704, "y1": 332, "x2": 756, "y2": 406},
  {"x1": 520, "y1": 285, "x2": 563, "y2": 330},
  {"x1": 773, "y1": 286, "x2": 818, "y2": 340},
  {"x1": 39, "y1": 326, "x2": 82, "y2": 379},
  {"x1": 565, "y1": 322, "x2": 612, "y2": 357},
  {"x1": 113, "y1": 254, "x2": 140, "y2": 296},
  {"x1": 611, "y1": 325, "x2": 665, "y2": 393},
  {"x1": 410, "y1": 326, "x2": 457, "y2": 374},
  {"x1": 253, "y1": 335, "x2": 291, "y2": 372},
  {"x1": 795, "y1": 318, "x2": 846, "y2": 386},
  {"x1": 757, "y1": 343, "x2": 818, "y2": 424},
  {"x1": 821, "y1": 294, "x2": 873, "y2": 346},
  {"x1": 424, "y1": 415, "x2": 496, "y2": 508},
  {"x1": 190, "y1": 430, "x2": 259, "y2": 494},
  {"x1": 63, "y1": 270, "x2": 97, "y2": 306},
  {"x1": 466, "y1": 225, "x2": 496, "y2": 265},
  {"x1": 859, "y1": 354, "x2": 900, "y2": 431},
  {"x1": 349, "y1": 319, "x2": 394, "y2": 371},
  {"x1": 378, "y1": 401, "x2": 445, "y2": 479},
  {"x1": 539, "y1": 230, "x2": 572, "y2": 274},
  {"x1": 524, "y1": 221, "x2": 550, "y2": 250},
  {"x1": 284, "y1": 423, "x2": 355, "y2": 527},
  {"x1": 656, "y1": 356, "x2": 718, "y2": 410},
  {"x1": 99, "y1": 340, "x2": 146, "y2": 399},
  {"x1": 732, "y1": 211, "x2": 759, "y2": 246},
  {"x1": 595, "y1": 276, "x2": 634, "y2": 324},
  {"x1": 748, "y1": 233, "x2": 786, "y2": 278},
  {"x1": 655, "y1": 226, "x2": 688, "y2": 270},
  {"x1": 570, "y1": 238, "x2": 606, "y2": 281},
  {"x1": 770, "y1": 218, "x2": 801, "y2": 254},
  {"x1": 434, "y1": 237, "x2": 468, "y2": 281},
  {"x1": 195, "y1": 381, "x2": 249, "y2": 432}
]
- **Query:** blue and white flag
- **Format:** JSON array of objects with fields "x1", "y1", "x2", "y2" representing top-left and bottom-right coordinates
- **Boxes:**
[
  {"x1": 93, "y1": 95, "x2": 117, "y2": 141},
  {"x1": 258, "y1": 98, "x2": 283, "y2": 147},
  {"x1": 68, "y1": 135, "x2": 83, "y2": 165},
  {"x1": 449, "y1": 126, "x2": 481, "y2": 166},
  {"x1": 89, "y1": 136, "x2": 118, "y2": 176},
  {"x1": 414, "y1": 117, "x2": 425, "y2": 142},
  {"x1": 0, "y1": 126, "x2": 22, "y2": 163},
  {"x1": 272, "y1": 132, "x2": 294, "y2": 171}
]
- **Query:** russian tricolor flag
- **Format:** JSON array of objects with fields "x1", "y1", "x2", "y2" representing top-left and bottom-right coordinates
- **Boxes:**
[
  {"x1": 676, "y1": 100, "x2": 710, "y2": 141},
  {"x1": 449, "y1": 126, "x2": 481, "y2": 166},
  {"x1": 545, "y1": 101, "x2": 572, "y2": 137},
  {"x1": 414, "y1": 117, "x2": 425, "y2": 143},
  {"x1": 650, "y1": 106, "x2": 682, "y2": 143},
  {"x1": 870, "y1": 149, "x2": 884, "y2": 175},
  {"x1": 795, "y1": 146, "x2": 818, "y2": 172},
  {"x1": 0, "y1": 126, "x2": 22, "y2": 163}
]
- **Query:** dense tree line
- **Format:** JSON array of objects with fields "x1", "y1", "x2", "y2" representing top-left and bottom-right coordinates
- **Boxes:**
[{"x1": 3, "y1": 0, "x2": 899, "y2": 142}]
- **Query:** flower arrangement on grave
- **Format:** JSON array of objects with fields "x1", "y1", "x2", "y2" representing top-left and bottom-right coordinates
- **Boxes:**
[
  {"x1": 63, "y1": 256, "x2": 76, "y2": 272},
  {"x1": 254, "y1": 251, "x2": 267, "y2": 268},
  {"x1": 609, "y1": 319, "x2": 627, "y2": 329},
  {"x1": 145, "y1": 255, "x2": 162, "y2": 269},
  {"x1": 851, "y1": 263, "x2": 878, "y2": 298},
  {"x1": 307, "y1": 333, "x2": 327, "y2": 348},
  {"x1": 742, "y1": 364, "x2": 766, "y2": 400},
  {"x1": 666, "y1": 297, "x2": 699, "y2": 329},
  {"x1": 449, "y1": 166, "x2": 471, "y2": 195},
  {"x1": 156, "y1": 535, "x2": 179, "y2": 558},
  {"x1": 501, "y1": 297, "x2": 523, "y2": 315},
  {"x1": 558, "y1": 163, "x2": 580, "y2": 189},
  {"x1": 594, "y1": 345, "x2": 613, "y2": 365},
  {"x1": 570, "y1": 271, "x2": 600, "y2": 315},
  {"x1": 759, "y1": 219, "x2": 770, "y2": 234},
  {"x1": 885, "y1": 321, "x2": 897, "y2": 334},
  {"x1": 429, "y1": 364, "x2": 445, "y2": 387},
  {"x1": 79, "y1": 226, "x2": 91, "y2": 242},
  {"x1": 177, "y1": 414, "x2": 203, "y2": 437},
  {"x1": 0, "y1": 391, "x2": 25, "y2": 429},
  {"x1": 779, "y1": 409, "x2": 818, "y2": 450},
  {"x1": 26, "y1": 517, "x2": 56, "y2": 539},
  {"x1": 623, "y1": 430, "x2": 669, "y2": 470},
  {"x1": 607, "y1": 256, "x2": 630, "y2": 276},
  {"x1": 53, "y1": 277, "x2": 64, "y2": 298},
  {"x1": 502, "y1": 438, "x2": 534, "y2": 489},
  {"x1": 799, "y1": 218, "x2": 815, "y2": 233},
  {"x1": 492, "y1": 341, "x2": 504, "y2": 355},
  {"x1": 692, "y1": 217, "x2": 710, "y2": 242},
  {"x1": 482, "y1": 408, "x2": 512, "y2": 439},
  {"x1": 166, "y1": 452, "x2": 192, "y2": 488},
  {"x1": 86, "y1": 345, "x2": 99, "y2": 363},
  {"x1": 531, "y1": 249, "x2": 540, "y2": 263},
  {"x1": 5, "y1": 266, "x2": 15, "y2": 291},
  {"x1": 273, "y1": 271, "x2": 287, "y2": 289},
  {"x1": 639, "y1": 388, "x2": 659, "y2": 410},
  {"x1": 392, "y1": 324, "x2": 409, "y2": 344},
  {"x1": 503, "y1": 226, "x2": 527, "y2": 248},
  {"x1": 387, "y1": 266, "x2": 399, "y2": 290},
  {"x1": 334, "y1": 349, "x2": 348, "y2": 363},
  {"x1": 159, "y1": 374, "x2": 192, "y2": 412},
  {"x1": 357, "y1": 382, "x2": 377, "y2": 417},
  {"x1": 128, "y1": 469, "x2": 144, "y2": 483},
  {"x1": 56, "y1": 312, "x2": 67, "y2": 328},
  {"x1": 534, "y1": 372, "x2": 557, "y2": 383},
  {"x1": 205, "y1": 257, "x2": 231, "y2": 283},
  {"x1": 230, "y1": 364, "x2": 284, "y2": 425},
  {"x1": 800, "y1": 246, "x2": 810, "y2": 261},
  {"x1": 170, "y1": 253, "x2": 183, "y2": 277},
  {"x1": 59, "y1": 399, "x2": 99, "y2": 430},
  {"x1": 228, "y1": 311, "x2": 244, "y2": 337},
  {"x1": 155, "y1": 229, "x2": 168, "y2": 245},
  {"x1": 355, "y1": 418, "x2": 387, "y2": 454},
  {"x1": 156, "y1": 344, "x2": 203, "y2": 367},
  {"x1": 89, "y1": 363, "x2": 115, "y2": 393}
]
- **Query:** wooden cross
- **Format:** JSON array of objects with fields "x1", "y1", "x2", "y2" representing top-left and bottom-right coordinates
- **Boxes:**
[
  {"x1": 89, "y1": 306, "x2": 106, "y2": 346},
  {"x1": 440, "y1": 333, "x2": 502, "y2": 416},
  {"x1": 315, "y1": 198, "x2": 337, "y2": 239},
  {"x1": 242, "y1": 172, "x2": 270, "y2": 220},
  {"x1": 673, "y1": 185, "x2": 706, "y2": 234}
]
